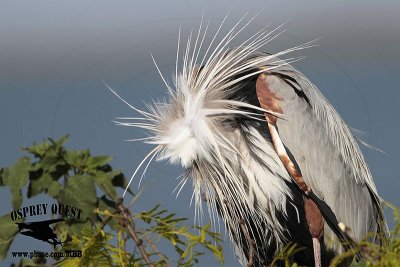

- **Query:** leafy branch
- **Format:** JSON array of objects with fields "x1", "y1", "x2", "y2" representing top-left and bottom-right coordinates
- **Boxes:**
[
  {"x1": 1, "y1": 135, "x2": 399, "y2": 267},
  {"x1": 0, "y1": 135, "x2": 224, "y2": 267}
]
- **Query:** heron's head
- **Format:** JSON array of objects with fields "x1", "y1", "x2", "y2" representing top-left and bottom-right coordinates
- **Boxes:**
[
  {"x1": 114, "y1": 48, "x2": 291, "y2": 172},
  {"x1": 139, "y1": 70, "x2": 230, "y2": 169},
  {"x1": 112, "y1": 20, "x2": 312, "y2": 198}
]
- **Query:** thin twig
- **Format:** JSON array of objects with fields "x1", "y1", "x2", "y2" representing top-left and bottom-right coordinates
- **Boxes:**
[
  {"x1": 136, "y1": 224, "x2": 170, "y2": 267},
  {"x1": 116, "y1": 198, "x2": 155, "y2": 267},
  {"x1": 82, "y1": 212, "x2": 115, "y2": 253},
  {"x1": 240, "y1": 219, "x2": 255, "y2": 267},
  {"x1": 146, "y1": 235, "x2": 169, "y2": 266},
  {"x1": 123, "y1": 232, "x2": 128, "y2": 259}
]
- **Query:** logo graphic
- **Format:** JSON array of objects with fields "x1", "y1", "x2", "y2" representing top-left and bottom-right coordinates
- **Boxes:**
[
  {"x1": 10, "y1": 203, "x2": 83, "y2": 249},
  {"x1": 16, "y1": 219, "x2": 65, "y2": 248},
  {"x1": 9, "y1": 203, "x2": 85, "y2": 260}
]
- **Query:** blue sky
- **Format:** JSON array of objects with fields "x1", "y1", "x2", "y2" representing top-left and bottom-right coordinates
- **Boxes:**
[{"x1": 1, "y1": 1, "x2": 399, "y2": 266}]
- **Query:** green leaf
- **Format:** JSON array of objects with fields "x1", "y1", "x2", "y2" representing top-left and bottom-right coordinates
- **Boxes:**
[
  {"x1": 200, "y1": 227, "x2": 206, "y2": 243},
  {"x1": 39, "y1": 155, "x2": 60, "y2": 171},
  {"x1": 86, "y1": 156, "x2": 112, "y2": 170},
  {"x1": 181, "y1": 246, "x2": 190, "y2": 259},
  {"x1": 27, "y1": 172, "x2": 53, "y2": 197},
  {"x1": 47, "y1": 181, "x2": 62, "y2": 197},
  {"x1": 3, "y1": 157, "x2": 30, "y2": 209},
  {"x1": 0, "y1": 214, "x2": 20, "y2": 259},
  {"x1": 63, "y1": 148, "x2": 90, "y2": 174},
  {"x1": 93, "y1": 171, "x2": 116, "y2": 199},
  {"x1": 63, "y1": 149, "x2": 82, "y2": 169},
  {"x1": 68, "y1": 221, "x2": 92, "y2": 237},
  {"x1": 50, "y1": 134, "x2": 70, "y2": 147},
  {"x1": 58, "y1": 175, "x2": 97, "y2": 221},
  {"x1": 169, "y1": 236, "x2": 177, "y2": 246},
  {"x1": 23, "y1": 140, "x2": 51, "y2": 158},
  {"x1": 53, "y1": 221, "x2": 69, "y2": 244}
]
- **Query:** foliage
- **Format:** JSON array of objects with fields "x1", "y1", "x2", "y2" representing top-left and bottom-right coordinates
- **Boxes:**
[
  {"x1": 0, "y1": 135, "x2": 224, "y2": 266},
  {"x1": 268, "y1": 242, "x2": 304, "y2": 267},
  {"x1": 268, "y1": 204, "x2": 400, "y2": 267},
  {"x1": 330, "y1": 203, "x2": 400, "y2": 267},
  {"x1": 1, "y1": 135, "x2": 399, "y2": 267}
]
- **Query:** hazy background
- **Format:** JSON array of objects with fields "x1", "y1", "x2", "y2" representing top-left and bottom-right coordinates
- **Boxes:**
[{"x1": 1, "y1": 1, "x2": 399, "y2": 266}]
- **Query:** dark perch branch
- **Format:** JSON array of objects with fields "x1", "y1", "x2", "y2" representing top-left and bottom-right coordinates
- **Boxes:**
[
  {"x1": 116, "y1": 198, "x2": 155, "y2": 267},
  {"x1": 136, "y1": 223, "x2": 170, "y2": 266},
  {"x1": 240, "y1": 218, "x2": 255, "y2": 267}
]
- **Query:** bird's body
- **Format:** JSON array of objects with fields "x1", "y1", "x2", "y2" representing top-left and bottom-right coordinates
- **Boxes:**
[
  {"x1": 114, "y1": 18, "x2": 387, "y2": 266},
  {"x1": 179, "y1": 58, "x2": 384, "y2": 266}
]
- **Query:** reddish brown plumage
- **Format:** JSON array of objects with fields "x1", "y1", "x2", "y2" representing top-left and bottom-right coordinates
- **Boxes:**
[
  {"x1": 256, "y1": 72, "x2": 325, "y2": 265},
  {"x1": 256, "y1": 73, "x2": 311, "y2": 194},
  {"x1": 256, "y1": 73, "x2": 282, "y2": 125},
  {"x1": 304, "y1": 197, "x2": 324, "y2": 240}
]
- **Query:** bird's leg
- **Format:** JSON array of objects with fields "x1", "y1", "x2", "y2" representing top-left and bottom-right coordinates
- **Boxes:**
[
  {"x1": 304, "y1": 197, "x2": 324, "y2": 267},
  {"x1": 256, "y1": 73, "x2": 324, "y2": 267}
]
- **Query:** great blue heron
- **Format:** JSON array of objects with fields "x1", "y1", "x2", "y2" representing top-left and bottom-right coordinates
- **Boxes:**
[{"x1": 111, "y1": 16, "x2": 388, "y2": 266}]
